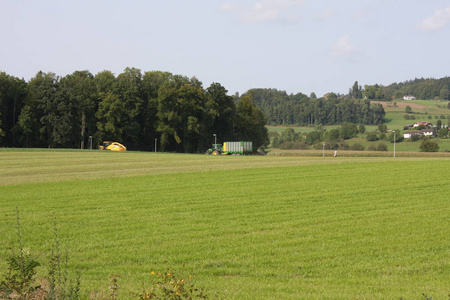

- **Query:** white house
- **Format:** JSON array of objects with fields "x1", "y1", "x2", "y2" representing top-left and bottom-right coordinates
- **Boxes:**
[
  {"x1": 403, "y1": 95, "x2": 416, "y2": 100},
  {"x1": 403, "y1": 131, "x2": 421, "y2": 139},
  {"x1": 421, "y1": 129, "x2": 434, "y2": 136}
]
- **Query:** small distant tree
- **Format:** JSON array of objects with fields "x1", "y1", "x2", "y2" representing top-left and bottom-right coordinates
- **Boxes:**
[
  {"x1": 427, "y1": 114, "x2": 433, "y2": 119},
  {"x1": 403, "y1": 114, "x2": 410, "y2": 120},
  {"x1": 405, "y1": 106, "x2": 412, "y2": 113},
  {"x1": 410, "y1": 115, "x2": 416, "y2": 120},
  {"x1": 358, "y1": 124, "x2": 366, "y2": 134},
  {"x1": 419, "y1": 137, "x2": 439, "y2": 152},
  {"x1": 339, "y1": 122, "x2": 358, "y2": 140},
  {"x1": 438, "y1": 127, "x2": 448, "y2": 138},
  {"x1": 389, "y1": 130, "x2": 403, "y2": 143},
  {"x1": 366, "y1": 132, "x2": 379, "y2": 141},
  {"x1": 376, "y1": 143, "x2": 388, "y2": 151},
  {"x1": 378, "y1": 124, "x2": 387, "y2": 133}
]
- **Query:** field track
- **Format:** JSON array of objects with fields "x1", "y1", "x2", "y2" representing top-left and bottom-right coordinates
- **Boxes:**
[{"x1": 1, "y1": 150, "x2": 449, "y2": 299}]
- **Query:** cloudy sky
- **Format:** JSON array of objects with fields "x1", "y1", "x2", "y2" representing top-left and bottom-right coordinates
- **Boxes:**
[{"x1": 2, "y1": 0, "x2": 450, "y2": 96}]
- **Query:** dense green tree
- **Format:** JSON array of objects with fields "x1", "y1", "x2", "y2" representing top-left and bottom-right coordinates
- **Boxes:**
[
  {"x1": 405, "y1": 106, "x2": 412, "y2": 113},
  {"x1": 95, "y1": 92, "x2": 124, "y2": 143},
  {"x1": 349, "y1": 81, "x2": 362, "y2": 99},
  {"x1": 204, "y1": 82, "x2": 236, "y2": 147},
  {"x1": 419, "y1": 137, "x2": 439, "y2": 152},
  {"x1": 339, "y1": 122, "x2": 358, "y2": 139},
  {"x1": 235, "y1": 93, "x2": 269, "y2": 150},
  {"x1": 59, "y1": 70, "x2": 97, "y2": 148},
  {"x1": 0, "y1": 72, "x2": 27, "y2": 147},
  {"x1": 25, "y1": 71, "x2": 59, "y2": 147},
  {"x1": 114, "y1": 67, "x2": 144, "y2": 149}
]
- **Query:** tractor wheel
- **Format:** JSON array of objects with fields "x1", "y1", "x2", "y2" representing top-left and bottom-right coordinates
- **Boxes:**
[{"x1": 212, "y1": 150, "x2": 220, "y2": 155}]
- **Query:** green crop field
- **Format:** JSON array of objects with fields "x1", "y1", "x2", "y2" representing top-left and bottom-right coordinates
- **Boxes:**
[{"x1": 1, "y1": 150, "x2": 449, "y2": 299}]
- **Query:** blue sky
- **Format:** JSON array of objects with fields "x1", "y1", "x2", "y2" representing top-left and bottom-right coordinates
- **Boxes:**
[{"x1": 2, "y1": 0, "x2": 450, "y2": 97}]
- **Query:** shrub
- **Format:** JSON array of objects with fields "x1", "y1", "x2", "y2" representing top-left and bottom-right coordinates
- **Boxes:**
[
  {"x1": 403, "y1": 114, "x2": 410, "y2": 120},
  {"x1": 366, "y1": 132, "x2": 379, "y2": 141},
  {"x1": 420, "y1": 138, "x2": 439, "y2": 152},
  {"x1": 350, "y1": 143, "x2": 365, "y2": 151},
  {"x1": 376, "y1": 143, "x2": 388, "y2": 151}
]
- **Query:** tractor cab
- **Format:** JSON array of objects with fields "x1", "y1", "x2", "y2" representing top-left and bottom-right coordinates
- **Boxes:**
[{"x1": 205, "y1": 144, "x2": 223, "y2": 155}]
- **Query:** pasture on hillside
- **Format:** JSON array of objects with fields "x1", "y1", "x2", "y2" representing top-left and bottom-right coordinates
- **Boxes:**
[{"x1": 1, "y1": 150, "x2": 449, "y2": 299}]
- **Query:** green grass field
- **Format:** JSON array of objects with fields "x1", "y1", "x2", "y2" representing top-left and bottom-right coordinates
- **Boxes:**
[{"x1": 1, "y1": 150, "x2": 449, "y2": 299}]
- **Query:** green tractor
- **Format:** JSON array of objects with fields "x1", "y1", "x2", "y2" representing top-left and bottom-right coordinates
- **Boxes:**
[{"x1": 205, "y1": 141, "x2": 253, "y2": 155}]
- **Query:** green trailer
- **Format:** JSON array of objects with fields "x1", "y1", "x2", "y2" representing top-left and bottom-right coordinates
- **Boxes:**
[{"x1": 205, "y1": 141, "x2": 253, "y2": 155}]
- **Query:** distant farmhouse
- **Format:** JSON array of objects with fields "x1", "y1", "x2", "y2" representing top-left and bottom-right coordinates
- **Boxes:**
[
  {"x1": 403, "y1": 129, "x2": 433, "y2": 139},
  {"x1": 403, "y1": 95, "x2": 416, "y2": 100},
  {"x1": 413, "y1": 121, "x2": 432, "y2": 128}
]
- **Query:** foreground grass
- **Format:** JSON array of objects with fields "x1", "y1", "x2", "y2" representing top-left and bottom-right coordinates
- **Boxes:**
[{"x1": 1, "y1": 150, "x2": 449, "y2": 299}]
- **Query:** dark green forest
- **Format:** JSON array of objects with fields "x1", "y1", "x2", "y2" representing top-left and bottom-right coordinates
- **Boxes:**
[
  {"x1": 244, "y1": 89, "x2": 385, "y2": 126},
  {"x1": 1, "y1": 69, "x2": 449, "y2": 152},
  {"x1": 0, "y1": 69, "x2": 268, "y2": 152}
]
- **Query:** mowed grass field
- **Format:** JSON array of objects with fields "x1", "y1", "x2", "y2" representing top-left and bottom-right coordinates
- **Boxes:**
[{"x1": 1, "y1": 150, "x2": 449, "y2": 299}]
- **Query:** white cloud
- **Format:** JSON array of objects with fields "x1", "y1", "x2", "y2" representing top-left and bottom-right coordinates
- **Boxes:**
[
  {"x1": 317, "y1": 8, "x2": 334, "y2": 20},
  {"x1": 221, "y1": 0, "x2": 305, "y2": 24},
  {"x1": 418, "y1": 7, "x2": 450, "y2": 31},
  {"x1": 220, "y1": 2, "x2": 240, "y2": 13},
  {"x1": 330, "y1": 34, "x2": 356, "y2": 59}
]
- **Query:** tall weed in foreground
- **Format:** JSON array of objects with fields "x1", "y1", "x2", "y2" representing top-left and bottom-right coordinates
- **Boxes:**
[
  {"x1": 0, "y1": 209, "x2": 80, "y2": 300},
  {"x1": 0, "y1": 209, "x2": 42, "y2": 299},
  {"x1": 46, "y1": 213, "x2": 81, "y2": 300}
]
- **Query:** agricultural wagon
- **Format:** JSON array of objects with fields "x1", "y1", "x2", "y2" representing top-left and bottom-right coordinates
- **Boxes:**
[{"x1": 205, "y1": 141, "x2": 253, "y2": 155}]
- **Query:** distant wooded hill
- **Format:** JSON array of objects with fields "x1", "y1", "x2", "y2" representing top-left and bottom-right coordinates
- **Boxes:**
[
  {"x1": 239, "y1": 76, "x2": 449, "y2": 126},
  {"x1": 239, "y1": 89, "x2": 385, "y2": 126}
]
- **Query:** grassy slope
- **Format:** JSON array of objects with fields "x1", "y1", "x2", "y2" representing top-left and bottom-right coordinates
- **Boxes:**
[
  {"x1": 1, "y1": 150, "x2": 449, "y2": 299},
  {"x1": 267, "y1": 100, "x2": 450, "y2": 152}
]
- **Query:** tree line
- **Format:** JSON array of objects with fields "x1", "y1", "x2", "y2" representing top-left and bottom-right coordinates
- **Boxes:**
[
  {"x1": 242, "y1": 88, "x2": 386, "y2": 126},
  {"x1": 349, "y1": 77, "x2": 450, "y2": 100},
  {"x1": 0, "y1": 69, "x2": 269, "y2": 152}
]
